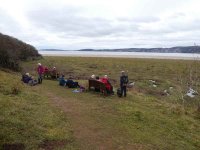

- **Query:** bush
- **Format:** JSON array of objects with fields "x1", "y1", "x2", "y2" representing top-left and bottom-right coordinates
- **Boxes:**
[{"x1": 0, "y1": 33, "x2": 41, "y2": 71}]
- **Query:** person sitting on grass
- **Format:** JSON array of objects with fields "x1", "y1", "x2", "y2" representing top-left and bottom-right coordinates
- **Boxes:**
[
  {"x1": 22, "y1": 73, "x2": 38, "y2": 86},
  {"x1": 22, "y1": 73, "x2": 32, "y2": 83},
  {"x1": 59, "y1": 74, "x2": 67, "y2": 86},
  {"x1": 59, "y1": 75, "x2": 79, "y2": 88},
  {"x1": 66, "y1": 78, "x2": 80, "y2": 88}
]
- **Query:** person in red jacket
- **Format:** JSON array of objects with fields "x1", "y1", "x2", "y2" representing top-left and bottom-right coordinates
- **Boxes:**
[
  {"x1": 37, "y1": 63, "x2": 44, "y2": 84},
  {"x1": 100, "y1": 75, "x2": 113, "y2": 94}
]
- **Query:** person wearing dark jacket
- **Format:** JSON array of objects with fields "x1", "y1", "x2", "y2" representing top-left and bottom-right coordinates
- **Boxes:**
[
  {"x1": 22, "y1": 73, "x2": 32, "y2": 83},
  {"x1": 22, "y1": 73, "x2": 38, "y2": 86},
  {"x1": 120, "y1": 71, "x2": 129, "y2": 97},
  {"x1": 59, "y1": 74, "x2": 67, "y2": 86}
]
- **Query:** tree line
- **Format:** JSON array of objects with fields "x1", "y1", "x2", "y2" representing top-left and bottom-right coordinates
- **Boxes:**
[{"x1": 0, "y1": 33, "x2": 41, "y2": 71}]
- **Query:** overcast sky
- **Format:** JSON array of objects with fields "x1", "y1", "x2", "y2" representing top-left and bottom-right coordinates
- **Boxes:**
[{"x1": 0, "y1": 0, "x2": 200, "y2": 50}]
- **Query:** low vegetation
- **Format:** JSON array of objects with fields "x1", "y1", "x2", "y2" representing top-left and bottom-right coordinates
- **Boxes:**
[
  {"x1": 1, "y1": 56, "x2": 200, "y2": 149},
  {"x1": 0, "y1": 70, "x2": 77, "y2": 149},
  {"x1": 0, "y1": 33, "x2": 41, "y2": 71},
  {"x1": 23, "y1": 56, "x2": 200, "y2": 108}
]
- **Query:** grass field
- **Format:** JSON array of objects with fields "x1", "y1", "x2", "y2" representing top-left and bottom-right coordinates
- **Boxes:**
[
  {"x1": 0, "y1": 70, "x2": 78, "y2": 150},
  {"x1": 1, "y1": 57, "x2": 200, "y2": 150}
]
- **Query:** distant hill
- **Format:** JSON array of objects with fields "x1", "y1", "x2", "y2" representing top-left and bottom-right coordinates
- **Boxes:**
[
  {"x1": 40, "y1": 49, "x2": 67, "y2": 51},
  {"x1": 0, "y1": 33, "x2": 41, "y2": 71},
  {"x1": 40, "y1": 46, "x2": 200, "y2": 53},
  {"x1": 78, "y1": 46, "x2": 200, "y2": 53}
]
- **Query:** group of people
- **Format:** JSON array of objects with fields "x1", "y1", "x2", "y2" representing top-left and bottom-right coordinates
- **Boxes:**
[
  {"x1": 90, "y1": 74, "x2": 114, "y2": 94},
  {"x1": 59, "y1": 74, "x2": 79, "y2": 88},
  {"x1": 90, "y1": 71, "x2": 129, "y2": 97},
  {"x1": 43, "y1": 66, "x2": 58, "y2": 79},
  {"x1": 22, "y1": 63, "x2": 45, "y2": 85},
  {"x1": 22, "y1": 63, "x2": 129, "y2": 97}
]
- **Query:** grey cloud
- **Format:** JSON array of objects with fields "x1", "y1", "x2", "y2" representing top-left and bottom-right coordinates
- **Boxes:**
[
  {"x1": 1, "y1": 0, "x2": 200, "y2": 49},
  {"x1": 137, "y1": 17, "x2": 200, "y2": 36},
  {"x1": 27, "y1": 6, "x2": 140, "y2": 38},
  {"x1": 27, "y1": 5, "x2": 200, "y2": 49}
]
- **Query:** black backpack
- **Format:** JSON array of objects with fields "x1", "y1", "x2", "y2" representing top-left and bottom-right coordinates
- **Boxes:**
[
  {"x1": 117, "y1": 88, "x2": 122, "y2": 97},
  {"x1": 66, "y1": 80, "x2": 79, "y2": 88}
]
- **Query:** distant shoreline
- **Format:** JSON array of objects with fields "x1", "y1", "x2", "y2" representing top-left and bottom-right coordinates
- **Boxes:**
[
  {"x1": 41, "y1": 53, "x2": 200, "y2": 60},
  {"x1": 40, "y1": 46, "x2": 200, "y2": 53}
]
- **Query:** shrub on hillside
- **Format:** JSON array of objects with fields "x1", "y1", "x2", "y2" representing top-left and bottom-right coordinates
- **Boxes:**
[
  {"x1": 0, "y1": 48, "x2": 20, "y2": 71},
  {"x1": 0, "y1": 33, "x2": 41, "y2": 71}
]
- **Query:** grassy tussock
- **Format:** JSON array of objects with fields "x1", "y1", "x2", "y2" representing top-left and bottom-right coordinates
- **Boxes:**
[{"x1": 0, "y1": 71, "x2": 24, "y2": 95}]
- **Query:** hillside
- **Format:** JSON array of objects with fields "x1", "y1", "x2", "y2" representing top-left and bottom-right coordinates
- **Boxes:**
[
  {"x1": 0, "y1": 33, "x2": 41, "y2": 71},
  {"x1": 40, "y1": 46, "x2": 200, "y2": 53},
  {"x1": 78, "y1": 46, "x2": 200, "y2": 53}
]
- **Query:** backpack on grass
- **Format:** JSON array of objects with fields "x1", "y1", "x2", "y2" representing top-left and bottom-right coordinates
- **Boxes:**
[
  {"x1": 66, "y1": 80, "x2": 79, "y2": 88},
  {"x1": 117, "y1": 88, "x2": 122, "y2": 97}
]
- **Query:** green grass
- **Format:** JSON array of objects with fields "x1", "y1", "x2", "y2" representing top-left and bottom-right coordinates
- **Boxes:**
[
  {"x1": 1, "y1": 57, "x2": 200, "y2": 149},
  {"x1": 22, "y1": 56, "x2": 200, "y2": 107},
  {"x1": 42, "y1": 79, "x2": 200, "y2": 150},
  {"x1": 0, "y1": 70, "x2": 77, "y2": 150}
]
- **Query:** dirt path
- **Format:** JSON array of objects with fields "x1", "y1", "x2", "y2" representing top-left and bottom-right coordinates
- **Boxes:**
[
  {"x1": 39, "y1": 80, "x2": 146, "y2": 150},
  {"x1": 46, "y1": 92, "x2": 116, "y2": 150}
]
